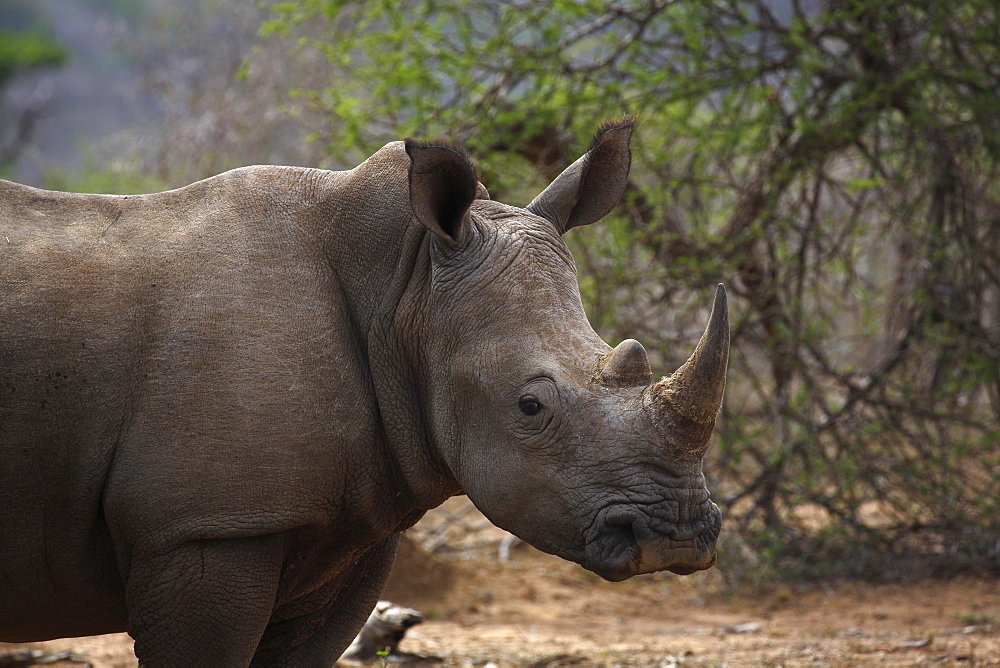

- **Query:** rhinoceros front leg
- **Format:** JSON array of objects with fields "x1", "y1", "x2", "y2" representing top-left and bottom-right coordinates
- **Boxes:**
[
  {"x1": 250, "y1": 535, "x2": 400, "y2": 667},
  {"x1": 124, "y1": 534, "x2": 285, "y2": 667}
]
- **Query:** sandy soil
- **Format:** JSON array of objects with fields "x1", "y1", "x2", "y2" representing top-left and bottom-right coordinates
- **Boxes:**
[{"x1": 2, "y1": 537, "x2": 997, "y2": 666}]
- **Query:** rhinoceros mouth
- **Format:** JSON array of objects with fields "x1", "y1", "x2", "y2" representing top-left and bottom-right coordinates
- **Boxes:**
[
  {"x1": 665, "y1": 558, "x2": 713, "y2": 576},
  {"x1": 582, "y1": 505, "x2": 721, "y2": 581},
  {"x1": 582, "y1": 539, "x2": 640, "y2": 582},
  {"x1": 583, "y1": 542, "x2": 717, "y2": 581}
]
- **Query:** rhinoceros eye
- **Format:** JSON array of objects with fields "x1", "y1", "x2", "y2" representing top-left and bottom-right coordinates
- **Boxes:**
[{"x1": 518, "y1": 396, "x2": 542, "y2": 416}]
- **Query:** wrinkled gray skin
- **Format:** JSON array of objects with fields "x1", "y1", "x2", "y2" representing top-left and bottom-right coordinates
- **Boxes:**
[{"x1": 0, "y1": 119, "x2": 729, "y2": 666}]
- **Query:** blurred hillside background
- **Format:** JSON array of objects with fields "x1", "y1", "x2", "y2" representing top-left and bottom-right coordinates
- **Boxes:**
[{"x1": 2, "y1": 0, "x2": 997, "y2": 583}]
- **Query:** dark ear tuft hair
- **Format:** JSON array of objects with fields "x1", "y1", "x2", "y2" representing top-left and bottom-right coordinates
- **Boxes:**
[
  {"x1": 525, "y1": 116, "x2": 635, "y2": 233},
  {"x1": 588, "y1": 116, "x2": 637, "y2": 154}
]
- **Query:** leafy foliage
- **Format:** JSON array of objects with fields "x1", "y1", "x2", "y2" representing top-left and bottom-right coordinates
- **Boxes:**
[
  {"x1": 0, "y1": 29, "x2": 67, "y2": 87},
  {"x1": 261, "y1": 0, "x2": 1000, "y2": 579},
  {"x1": 0, "y1": 7, "x2": 68, "y2": 169}
]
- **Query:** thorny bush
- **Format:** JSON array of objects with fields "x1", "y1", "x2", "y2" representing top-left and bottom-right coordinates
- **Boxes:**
[{"x1": 258, "y1": 0, "x2": 1000, "y2": 580}]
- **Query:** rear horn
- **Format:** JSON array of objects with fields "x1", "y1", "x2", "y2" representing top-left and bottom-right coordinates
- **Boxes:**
[{"x1": 600, "y1": 339, "x2": 653, "y2": 387}]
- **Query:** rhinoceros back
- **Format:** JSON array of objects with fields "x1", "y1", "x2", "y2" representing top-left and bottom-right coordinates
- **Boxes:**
[{"x1": 0, "y1": 166, "x2": 368, "y2": 640}]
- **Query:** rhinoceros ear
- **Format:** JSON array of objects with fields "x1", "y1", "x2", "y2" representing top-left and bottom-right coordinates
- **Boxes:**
[
  {"x1": 405, "y1": 139, "x2": 479, "y2": 245},
  {"x1": 526, "y1": 117, "x2": 634, "y2": 234}
]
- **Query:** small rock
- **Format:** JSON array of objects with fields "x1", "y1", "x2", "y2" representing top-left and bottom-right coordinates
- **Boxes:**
[
  {"x1": 895, "y1": 635, "x2": 932, "y2": 649},
  {"x1": 724, "y1": 622, "x2": 762, "y2": 634},
  {"x1": 340, "y1": 600, "x2": 424, "y2": 662},
  {"x1": 0, "y1": 650, "x2": 92, "y2": 667}
]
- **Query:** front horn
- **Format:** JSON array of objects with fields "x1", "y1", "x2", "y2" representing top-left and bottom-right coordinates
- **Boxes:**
[{"x1": 651, "y1": 284, "x2": 730, "y2": 457}]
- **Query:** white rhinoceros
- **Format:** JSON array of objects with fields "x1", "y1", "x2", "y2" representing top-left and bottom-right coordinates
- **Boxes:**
[{"x1": 0, "y1": 118, "x2": 728, "y2": 665}]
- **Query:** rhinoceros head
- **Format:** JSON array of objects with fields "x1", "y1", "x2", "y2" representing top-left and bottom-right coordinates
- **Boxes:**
[{"x1": 403, "y1": 118, "x2": 728, "y2": 581}]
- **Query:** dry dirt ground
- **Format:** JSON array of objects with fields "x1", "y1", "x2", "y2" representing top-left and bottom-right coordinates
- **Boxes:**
[{"x1": 2, "y1": 535, "x2": 997, "y2": 667}]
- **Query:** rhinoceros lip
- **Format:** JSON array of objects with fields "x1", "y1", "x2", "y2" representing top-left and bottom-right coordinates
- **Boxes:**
[
  {"x1": 634, "y1": 537, "x2": 718, "y2": 577},
  {"x1": 585, "y1": 545, "x2": 716, "y2": 581},
  {"x1": 590, "y1": 566, "x2": 637, "y2": 582},
  {"x1": 665, "y1": 550, "x2": 717, "y2": 575},
  {"x1": 585, "y1": 553, "x2": 640, "y2": 582},
  {"x1": 582, "y1": 507, "x2": 719, "y2": 581}
]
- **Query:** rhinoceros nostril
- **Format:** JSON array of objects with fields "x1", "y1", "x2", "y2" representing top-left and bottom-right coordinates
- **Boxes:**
[{"x1": 604, "y1": 511, "x2": 639, "y2": 545}]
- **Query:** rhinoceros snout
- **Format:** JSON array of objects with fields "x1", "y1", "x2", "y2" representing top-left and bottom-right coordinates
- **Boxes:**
[{"x1": 584, "y1": 504, "x2": 721, "y2": 581}]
